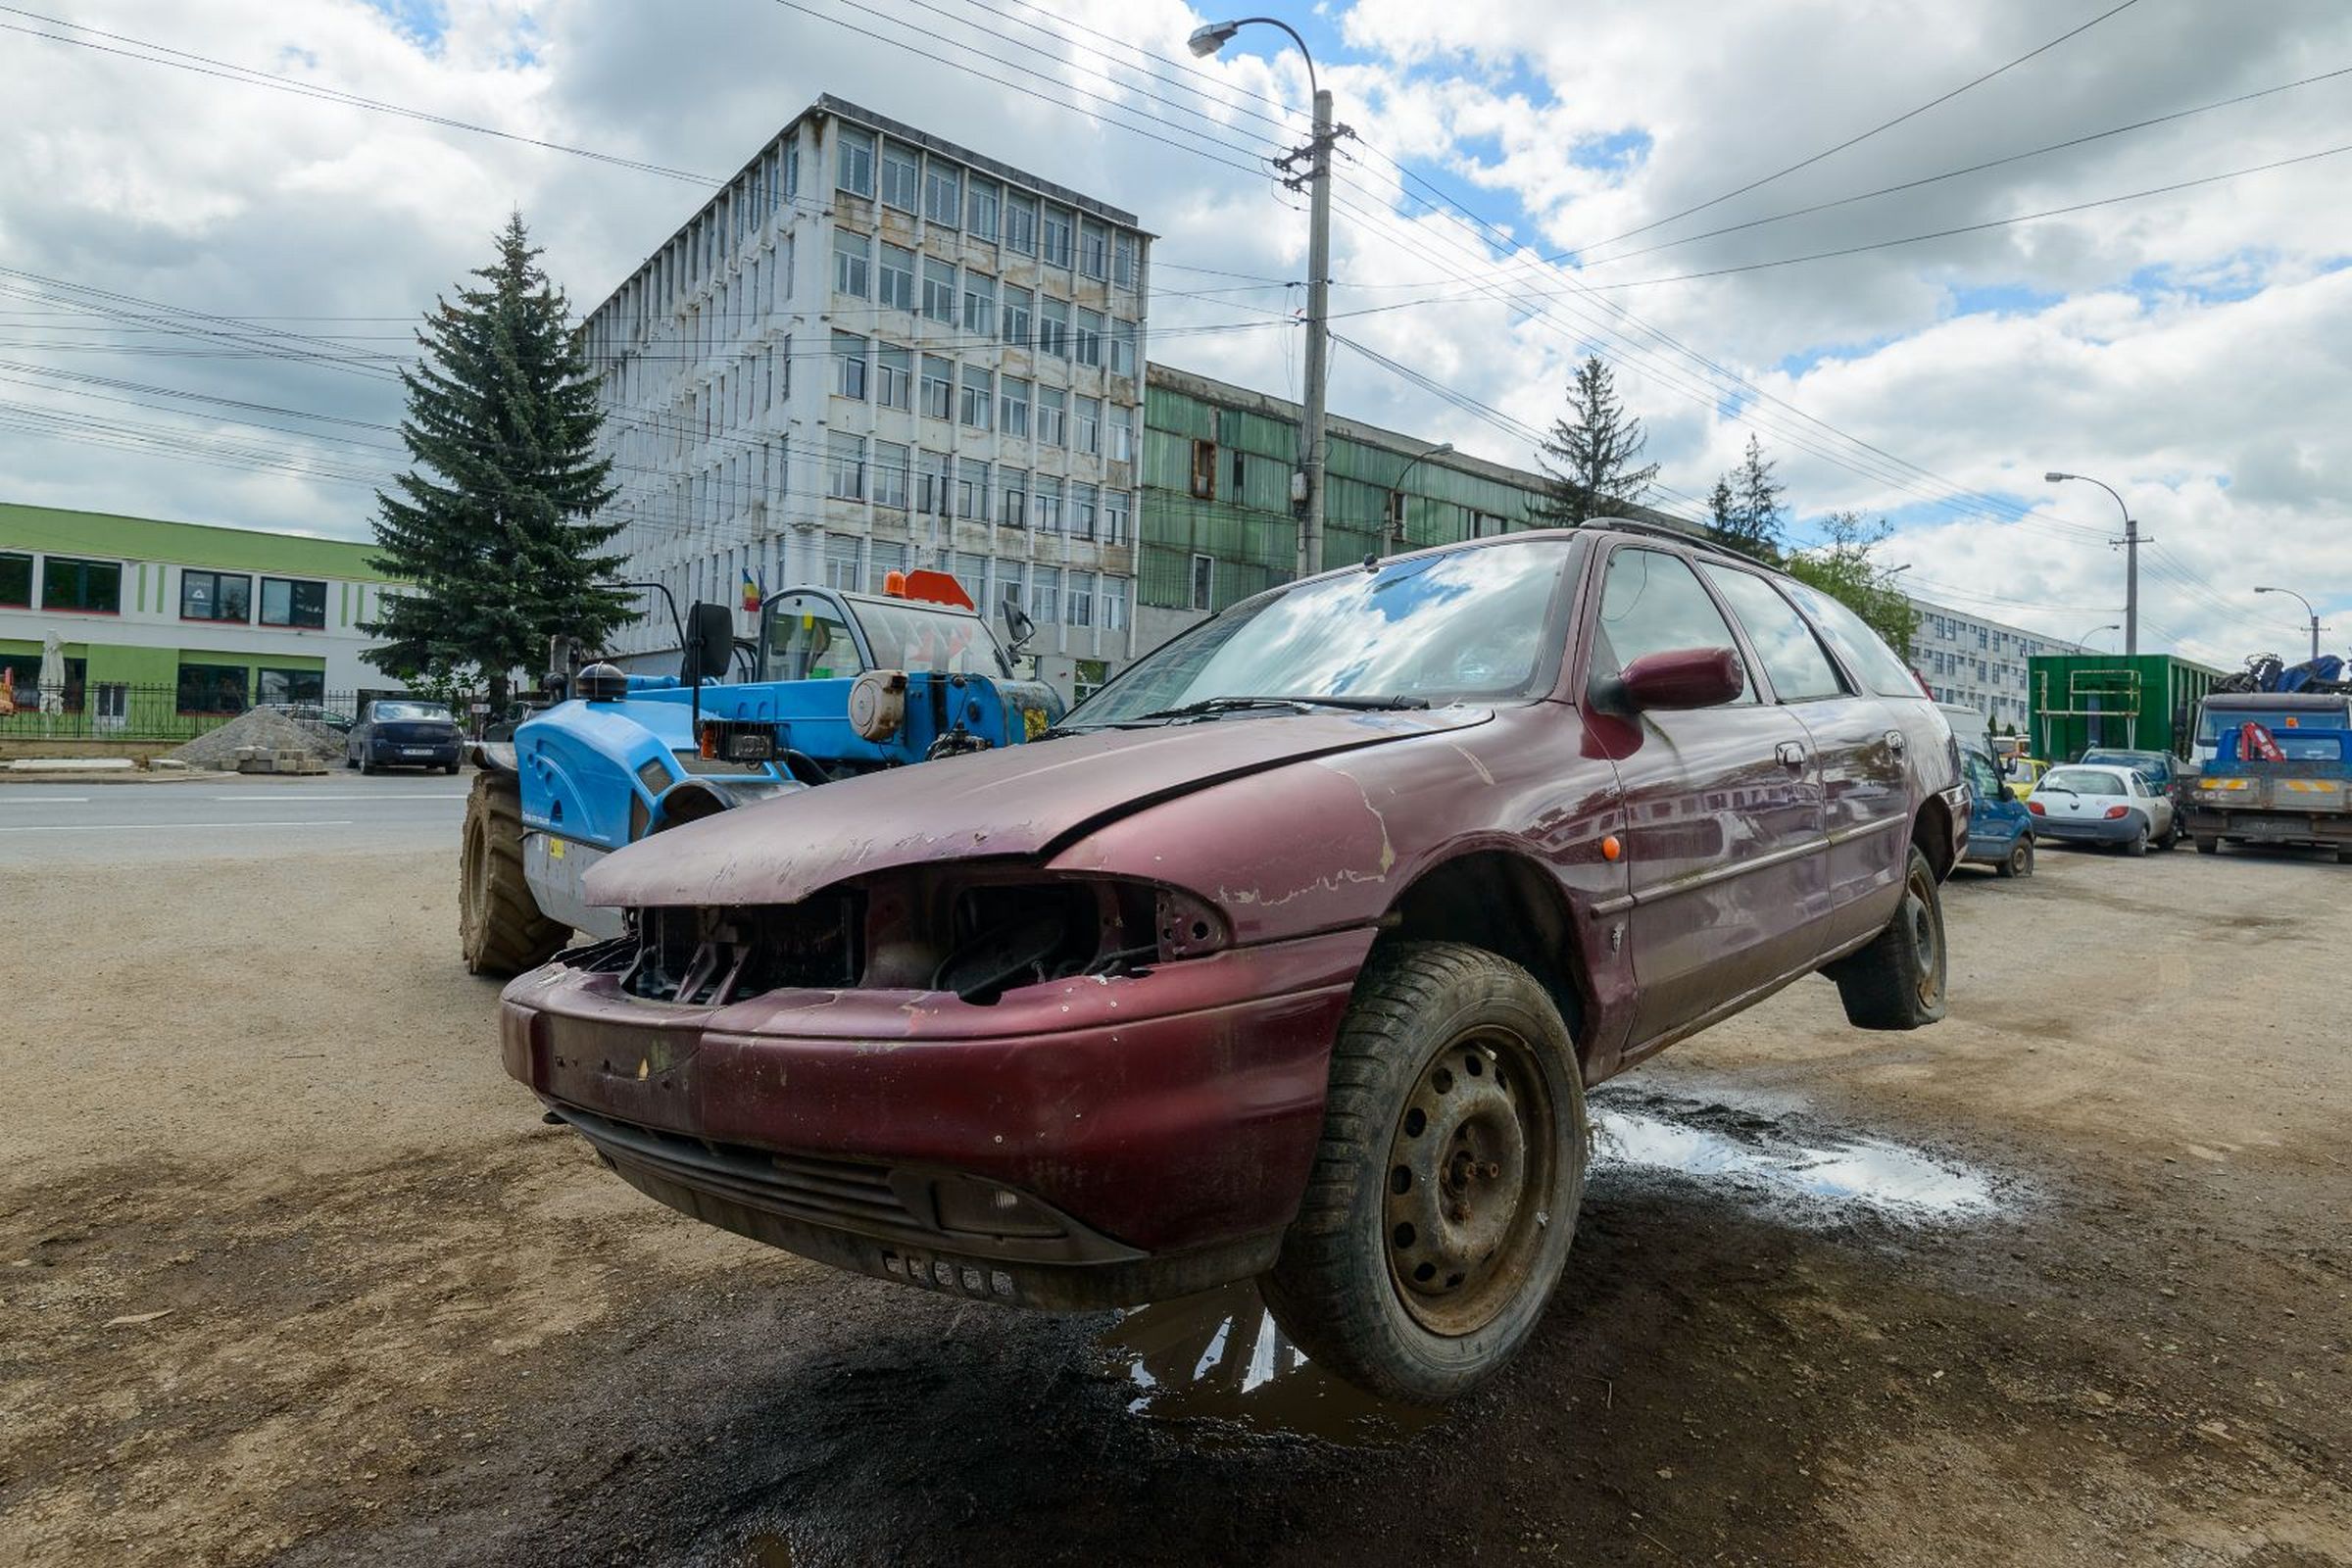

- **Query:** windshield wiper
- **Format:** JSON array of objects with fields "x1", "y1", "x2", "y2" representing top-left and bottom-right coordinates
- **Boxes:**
[{"x1": 1126, "y1": 693, "x2": 1434, "y2": 721}]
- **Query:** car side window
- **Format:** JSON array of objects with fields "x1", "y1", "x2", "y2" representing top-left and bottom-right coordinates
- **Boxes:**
[
  {"x1": 1698, "y1": 564, "x2": 1845, "y2": 702},
  {"x1": 1779, "y1": 577, "x2": 1921, "y2": 698},
  {"x1": 1593, "y1": 549, "x2": 1754, "y2": 703}
]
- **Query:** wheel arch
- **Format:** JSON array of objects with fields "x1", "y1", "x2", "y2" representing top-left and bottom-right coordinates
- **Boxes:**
[
  {"x1": 1913, "y1": 793, "x2": 1957, "y2": 881},
  {"x1": 1377, "y1": 848, "x2": 1592, "y2": 1062}
]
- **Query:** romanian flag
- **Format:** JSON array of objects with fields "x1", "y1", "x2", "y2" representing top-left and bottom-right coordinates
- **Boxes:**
[{"x1": 741, "y1": 569, "x2": 760, "y2": 612}]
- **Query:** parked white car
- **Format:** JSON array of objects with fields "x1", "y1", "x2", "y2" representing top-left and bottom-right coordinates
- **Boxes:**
[{"x1": 2028, "y1": 763, "x2": 2177, "y2": 855}]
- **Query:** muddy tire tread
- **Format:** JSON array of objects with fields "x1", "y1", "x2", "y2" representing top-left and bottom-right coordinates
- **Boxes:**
[
  {"x1": 1829, "y1": 844, "x2": 1947, "y2": 1031},
  {"x1": 462, "y1": 772, "x2": 569, "y2": 977}
]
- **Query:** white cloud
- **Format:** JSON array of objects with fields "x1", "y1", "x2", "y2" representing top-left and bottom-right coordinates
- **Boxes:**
[{"x1": 1, "y1": 0, "x2": 2346, "y2": 665}]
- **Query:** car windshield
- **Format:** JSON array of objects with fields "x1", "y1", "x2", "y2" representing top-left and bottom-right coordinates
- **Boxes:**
[
  {"x1": 762, "y1": 595, "x2": 1012, "y2": 681},
  {"x1": 2040, "y1": 767, "x2": 2124, "y2": 795},
  {"x1": 1064, "y1": 539, "x2": 1576, "y2": 727},
  {"x1": 374, "y1": 702, "x2": 453, "y2": 722}
]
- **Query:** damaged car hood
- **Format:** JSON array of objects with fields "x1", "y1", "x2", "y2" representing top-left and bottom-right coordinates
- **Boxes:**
[{"x1": 584, "y1": 707, "x2": 1492, "y2": 908}]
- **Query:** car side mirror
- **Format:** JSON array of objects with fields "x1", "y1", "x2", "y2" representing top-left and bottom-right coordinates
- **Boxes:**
[
  {"x1": 1002, "y1": 597, "x2": 1036, "y2": 654},
  {"x1": 1603, "y1": 647, "x2": 1745, "y2": 713},
  {"x1": 683, "y1": 601, "x2": 734, "y2": 686}
]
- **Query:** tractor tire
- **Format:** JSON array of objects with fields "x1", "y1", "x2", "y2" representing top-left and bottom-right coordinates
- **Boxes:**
[
  {"x1": 461, "y1": 771, "x2": 570, "y2": 978},
  {"x1": 1827, "y1": 845, "x2": 1947, "y2": 1031},
  {"x1": 1997, "y1": 838, "x2": 2034, "y2": 879},
  {"x1": 1260, "y1": 941, "x2": 1588, "y2": 1405}
]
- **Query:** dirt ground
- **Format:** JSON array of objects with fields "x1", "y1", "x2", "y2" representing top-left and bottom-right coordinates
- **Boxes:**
[{"x1": 2, "y1": 835, "x2": 2346, "y2": 1567}]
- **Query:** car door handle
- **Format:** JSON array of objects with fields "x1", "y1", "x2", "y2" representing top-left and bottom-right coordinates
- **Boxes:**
[
  {"x1": 1884, "y1": 729, "x2": 1908, "y2": 754},
  {"x1": 1777, "y1": 741, "x2": 1807, "y2": 768}
]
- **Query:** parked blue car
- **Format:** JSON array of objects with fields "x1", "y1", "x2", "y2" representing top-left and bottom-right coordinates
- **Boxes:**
[{"x1": 1940, "y1": 705, "x2": 2035, "y2": 878}]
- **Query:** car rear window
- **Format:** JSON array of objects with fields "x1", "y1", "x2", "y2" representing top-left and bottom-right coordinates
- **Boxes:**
[
  {"x1": 1699, "y1": 564, "x2": 1844, "y2": 701},
  {"x1": 1780, "y1": 578, "x2": 1921, "y2": 698},
  {"x1": 2041, "y1": 767, "x2": 2125, "y2": 795}
]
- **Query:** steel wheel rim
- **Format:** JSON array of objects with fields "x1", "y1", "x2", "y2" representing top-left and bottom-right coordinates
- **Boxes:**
[
  {"x1": 1904, "y1": 862, "x2": 1941, "y2": 1008},
  {"x1": 1383, "y1": 1025, "x2": 1556, "y2": 1337}
]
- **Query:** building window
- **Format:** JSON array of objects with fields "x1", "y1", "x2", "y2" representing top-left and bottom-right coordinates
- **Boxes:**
[
  {"x1": 921, "y1": 258, "x2": 957, "y2": 323},
  {"x1": 918, "y1": 451, "x2": 953, "y2": 516},
  {"x1": 875, "y1": 342, "x2": 912, "y2": 410},
  {"x1": 1004, "y1": 191, "x2": 1038, "y2": 256},
  {"x1": 1001, "y1": 285, "x2": 1033, "y2": 348},
  {"x1": 832, "y1": 230, "x2": 869, "y2": 298},
  {"x1": 1068, "y1": 570, "x2": 1095, "y2": 628},
  {"x1": 826, "y1": 432, "x2": 866, "y2": 501},
  {"x1": 957, "y1": 458, "x2": 991, "y2": 521},
  {"x1": 924, "y1": 161, "x2": 962, "y2": 226},
  {"x1": 961, "y1": 271, "x2": 997, "y2": 336},
  {"x1": 1190, "y1": 554, "x2": 1214, "y2": 612},
  {"x1": 1038, "y1": 297, "x2": 1070, "y2": 358},
  {"x1": 1102, "y1": 579, "x2": 1128, "y2": 631},
  {"x1": 0, "y1": 652, "x2": 84, "y2": 708},
  {"x1": 919, "y1": 356, "x2": 954, "y2": 420},
  {"x1": 966, "y1": 177, "x2": 1001, "y2": 241},
  {"x1": 1471, "y1": 513, "x2": 1506, "y2": 538},
  {"x1": 878, "y1": 243, "x2": 916, "y2": 311},
  {"x1": 1109, "y1": 319, "x2": 1137, "y2": 378},
  {"x1": 1074, "y1": 396, "x2": 1101, "y2": 456},
  {"x1": 1079, "y1": 222, "x2": 1109, "y2": 280},
  {"x1": 257, "y1": 667, "x2": 324, "y2": 705},
  {"x1": 1107, "y1": 405, "x2": 1134, "y2": 463},
  {"x1": 832, "y1": 330, "x2": 869, "y2": 400},
  {"x1": 1041, "y1": 206, "x2": 1074, "y2": 269},
  {"x1": 176, "y1": 662, "x2": 249, "y2": 715},
  {"x1": 998, "y1": 466, "x2": 1028, "y2": 527},
  {"x1": 1103, "y1": 487, "x2": 1130, "y2": 544},
  {"x1": 41, "y1": 556, "x2": 122, "y2": 613},
  {"x1": 179, "y1": 569, "x2": 252, "y2": 622},
  {"x1": 1073, "y1": 309, "x2": 1103, "y2": 368},
  {"x1": 958, "y1": 364, "x2": 993, "y2": 429},
  {"x1": 837, "y1": 126, "x2": 875, "y2": 197},
  {"x1": 1036, "y1": 385, "x2": 1067, "y2": 446},
  {"x1": 1032, "y1": 567, "x2": 1059, "y2": 624},
  {"x1": 259, "y1": 576, "x2": 326, "y2": 628},
  {"x1": 1034, "y1": 476, "x2": 1063, "y2": 534},
  {"x1": 0, "y1": 551, "x2": 28, "y2": 607},
  {"x1": 999, "y1": 376, "x2": 1031, "y2": 437},
  {"x1": 1070, "y1": 482, "x2": 1099, "y2": 540},
  {"x1": 1112, "y1": 232, "x2": 1139, "y2": 288},
  {"x1": 872, "y1": 441, "x2": 909, "y2": 511},
  {"x1": 880, "y1": 141, "x2": 919, "y2": 212},
  {"x1": 1189, "y1": 439, "x2": 1217, "y2": 500}
]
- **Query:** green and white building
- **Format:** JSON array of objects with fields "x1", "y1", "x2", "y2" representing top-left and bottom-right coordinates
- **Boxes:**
[{"x1": 0, "y1": 503, "x2": 401, "y2": 720}]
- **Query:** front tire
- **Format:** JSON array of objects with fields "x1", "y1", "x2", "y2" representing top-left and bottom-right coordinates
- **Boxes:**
[
  {"x1": 1828, "y1": 844, "x2": 1947, "y2": 1030},
  {"x1": 461, "y1": 771, "x2": 570, "y2": 977},
  {"x1": 1260, "y1": 942, "x2": 1588, "y2": 1405},
  {"x1": 1997, "y1": 837, "x2": 2034, "y2": 879}
]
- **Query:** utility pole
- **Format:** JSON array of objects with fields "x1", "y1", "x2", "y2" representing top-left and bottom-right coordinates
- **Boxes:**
[
  {"x1": 2047, "y1": 471, "x2": 2145, "y2": 655},
  {"x1": 1191, "y1": 17, "x2": 1334, "y2": 578}
]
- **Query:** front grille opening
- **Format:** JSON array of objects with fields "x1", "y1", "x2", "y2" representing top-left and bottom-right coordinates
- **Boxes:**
[
  {"x1": 932, "y1": 882, "x2": 1136, "y2": 1004},
  {"x1": 620, "y1": 897, "x2": 863, "y2": 1004}
]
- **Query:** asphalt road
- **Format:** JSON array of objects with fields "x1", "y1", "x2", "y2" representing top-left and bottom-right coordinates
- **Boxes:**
[{"x1": 0, "y1": 771, "x2": 467, "y2": 866}]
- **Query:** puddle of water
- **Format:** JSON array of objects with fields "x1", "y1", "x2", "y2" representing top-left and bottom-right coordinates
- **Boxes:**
[
  {"x1": 1098, "y1": 1280, "x2": 1440, "y2": 1446},
  {"x1": 738, "y1": 1532, "x2": 794, "y2": 1568},
  {"x1": 1592, "y1": 1104, "x2": 1997, "y2": 1218}
]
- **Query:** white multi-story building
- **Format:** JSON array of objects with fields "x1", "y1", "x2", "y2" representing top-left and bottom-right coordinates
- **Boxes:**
[
  {"x1": 581, "y1": 96, "x2": 1150, "y2": 697},
  {"x1": 1909, "y1": 596, "x2": 2086, "y2": 729}
]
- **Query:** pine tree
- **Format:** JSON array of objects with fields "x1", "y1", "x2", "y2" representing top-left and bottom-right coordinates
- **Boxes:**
[
  {"x1": 363, "y1": 213, "x2": 628, "y2": 707},
  {"x1": 1533, "y1": 355, "x2": 1660, "y2": 525},
  {"x1": 1707, "y1": 434, "x2": 1786, "y2": 560}
]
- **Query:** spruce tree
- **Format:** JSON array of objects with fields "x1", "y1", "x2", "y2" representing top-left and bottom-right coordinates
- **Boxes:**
[
  {"x1": 363, "y1": 213, "x2": 628, "y2": 707},
  {"x1": 1533, "y1": 355, "x2": 1660, "y2": 525},
  {"x1": 1707, "y1": 433, "x2": 1786, "y2": 560}
]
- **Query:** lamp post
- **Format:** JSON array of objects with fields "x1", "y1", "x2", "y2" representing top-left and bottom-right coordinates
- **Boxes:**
[
  {"x1": 2253, "y1": 585, "x2": 2323, "y2": 662},
  {"x1": 1191, "y1": 16, "x2": 1333, "y2": 579},
  {"x1": 1383, "y1": 440, "x2": 1453, "y2": 550},
  {"x1": 2046, "y1": 471, "x2": 2142, "y2": 655},
  {"x1": 2074, "y1": 620, "x2": 2120, "y2": 652}
]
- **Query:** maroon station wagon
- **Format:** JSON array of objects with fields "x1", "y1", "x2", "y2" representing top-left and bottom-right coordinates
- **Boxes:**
[{"x1": 501, "y1": 523, "x2": 1966, "y2": 1401}]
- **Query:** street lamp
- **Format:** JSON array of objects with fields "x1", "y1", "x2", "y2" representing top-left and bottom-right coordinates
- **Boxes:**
[
  {"x1": 2253, "y1": 585, "x2": 2324, "y2": 662},
  {"x1": 2074, "y1": 620, "x2": 2120, "y2": 652},
  {"x1": 2046, "y1": 470, "x2": 2142, "y2": 656},
  {"x1": 1192, "y1": 16, "x2": 1335, "y2": 580},
  {"x1": 1382, "y1": 440, "x2": 1453, "y2": 550}
]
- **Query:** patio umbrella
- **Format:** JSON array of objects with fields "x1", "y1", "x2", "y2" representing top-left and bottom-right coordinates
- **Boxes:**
[{"x1": 37, "y1": 627, "x2": 66, "y2": 715}]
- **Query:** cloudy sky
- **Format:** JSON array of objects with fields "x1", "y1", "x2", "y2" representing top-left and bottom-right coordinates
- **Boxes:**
[{"x1": 3, "y1": 0, "x2": 2347, "y2": 663}]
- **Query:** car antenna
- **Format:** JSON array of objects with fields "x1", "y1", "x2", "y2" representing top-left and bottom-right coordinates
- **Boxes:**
[{"x1": 1362, "y1": 553, "x2": 1379, "y2": 570}]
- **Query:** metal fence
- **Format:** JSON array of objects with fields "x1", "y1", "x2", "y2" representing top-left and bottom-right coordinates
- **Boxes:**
[{"x1": 0, "y1": 685, "x2": 471, "y2": 744}]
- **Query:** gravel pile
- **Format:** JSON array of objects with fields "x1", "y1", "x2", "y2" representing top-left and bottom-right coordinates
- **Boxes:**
[{"x1": 168, "y1": 708, "x2": 347, "y2": 770}]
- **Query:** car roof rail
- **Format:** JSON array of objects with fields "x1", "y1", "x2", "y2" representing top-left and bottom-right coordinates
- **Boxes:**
[{"x1": 1578, "y1": 514, "x2": 1754, "y2": 562}]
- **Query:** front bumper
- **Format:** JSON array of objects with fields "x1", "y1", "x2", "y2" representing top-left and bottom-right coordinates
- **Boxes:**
[
  {"x1": 2034, "y1": 812, "x2": 2143, "y2": 844},
  {"x1": 501, "y1": 926, "x2": 1376, "y2": 1308}
]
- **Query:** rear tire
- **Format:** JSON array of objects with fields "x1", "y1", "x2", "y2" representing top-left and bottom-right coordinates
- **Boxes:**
[
  {"x1": 461, "y1": 771, "x2": 570, "y2": 977},
  {"x1": 1260, "y1": 941, "x2": 1588, "y2": 1405},
  {"x1": 2122, "y1": 823, "x2": 2148, "y2": 857},
  {"x1": 1997, "y1": 838, "x2": 2033, "y2": 879},
  {"x1": 1828, "y1": 845, "x2": 1947, "y2": 1031},
  {"x1": 2194, "y1": 836, "x2": 2220, "y2": 856}
]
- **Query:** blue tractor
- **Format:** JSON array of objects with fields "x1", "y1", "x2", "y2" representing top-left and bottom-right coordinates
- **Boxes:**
[{"x1": 460, "y1": 570, "x2": 1062, "y2": 975}]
